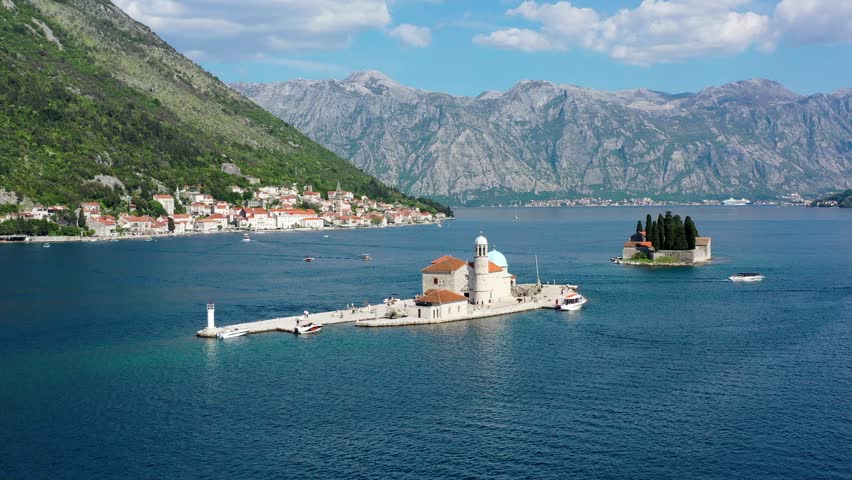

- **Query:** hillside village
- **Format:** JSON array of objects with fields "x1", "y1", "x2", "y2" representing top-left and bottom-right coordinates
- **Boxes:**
[{"x1": 1, "y1": 182, "x2": 447, "y2": 239}]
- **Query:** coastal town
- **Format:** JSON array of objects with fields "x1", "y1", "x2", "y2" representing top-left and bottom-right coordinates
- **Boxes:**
[{"x1": 0, "y1": 181, "x2": 448, "y2": 241}]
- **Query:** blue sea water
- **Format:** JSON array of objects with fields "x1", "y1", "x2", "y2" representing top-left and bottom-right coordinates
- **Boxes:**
[{"x1": 1, "y1": 207, "x2": 850, "y2": 479}]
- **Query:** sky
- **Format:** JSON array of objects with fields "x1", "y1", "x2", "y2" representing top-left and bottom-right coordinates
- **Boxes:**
[{"x1": 114, "y1": 0, "x2": 852, "y2": 96}]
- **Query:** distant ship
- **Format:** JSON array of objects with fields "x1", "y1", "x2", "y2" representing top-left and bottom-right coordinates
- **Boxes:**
[{"x1": 722, "y1": 198, "x2": 751, "y2": 206}]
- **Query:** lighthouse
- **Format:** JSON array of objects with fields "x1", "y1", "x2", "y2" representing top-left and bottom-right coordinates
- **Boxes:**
[
  {"x1": 207, "y1": 303, "x2": 215, "y2": 329},
  {"x1": 472, "y1": 234, "x2": 490, "y2": 306}
]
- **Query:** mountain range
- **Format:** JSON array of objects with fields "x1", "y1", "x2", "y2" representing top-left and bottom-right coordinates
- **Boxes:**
[
  {"x1": 0, "y1": 1, "x2": 446, "y2": 214},
  {"x1": 233, "y1": 71, "x2": 852, "y2": 205}
]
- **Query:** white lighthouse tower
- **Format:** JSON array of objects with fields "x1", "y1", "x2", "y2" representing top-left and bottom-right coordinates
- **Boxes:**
[
  {"x1": 206, "y1": 303, "x2": 215, "y2": 330},
  {"x1": 472, "y1": 234, "x2": 490, "y2": 306}
]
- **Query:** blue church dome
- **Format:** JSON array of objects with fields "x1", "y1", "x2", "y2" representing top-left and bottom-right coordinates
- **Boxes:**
[{"x1": 488, "y1": 250, "x2": 508, "y2": 268}]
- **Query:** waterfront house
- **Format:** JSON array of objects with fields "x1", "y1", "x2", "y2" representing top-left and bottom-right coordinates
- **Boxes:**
[
  {"x1": 80, "y1": 202, "x2": 101, "y2": 218},
  {"x1": 170, "y1": 214, "x2": 193, "y2": 234},
  {"x1": 119, "y1": 215, "x2": 154, "y2": 235},
  {"x1": 195, "y1": 217, "x2": 221, "y2": 233},
  {"x1": 301, "y1": 217, "x2": 324, "y2": 229},
  {"x1": 213, "y1": 201, "x2": 229, "y2": 215},
  {"x1": 190, "y1": 202, "x2": 211, "y2": 216},
  {"x1": 91, "y1": 215, "x2": 117, "y2": 237}
]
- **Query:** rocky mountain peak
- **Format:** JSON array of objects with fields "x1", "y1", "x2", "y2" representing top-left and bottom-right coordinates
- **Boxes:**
[{"x1": 342, "y1": 70, "x2": 403, "y2": 95}]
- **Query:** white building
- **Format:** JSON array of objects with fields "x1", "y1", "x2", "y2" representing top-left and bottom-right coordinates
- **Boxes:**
[{"x1": 152, "y1": 194, "x2": 175, "y2": 215}]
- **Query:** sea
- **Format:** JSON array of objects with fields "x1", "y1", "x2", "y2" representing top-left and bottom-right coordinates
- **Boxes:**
[{"x1": 1, "y1": 206, "x2": 850, "y2": 479}]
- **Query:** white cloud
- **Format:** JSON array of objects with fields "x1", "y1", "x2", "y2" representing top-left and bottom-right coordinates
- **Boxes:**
[
  {"x1": 114, "y1": 0, "x2": 392, "y2": 56},
  {"x1": 388, "y1": 24, "x2": 432, "y2": 47},
  {"x1": 474, "y1": 0, "x2": 852, "y2": 65},
  {"x1": 773, "y1": 0, "x2": 852, "y2": 45}
]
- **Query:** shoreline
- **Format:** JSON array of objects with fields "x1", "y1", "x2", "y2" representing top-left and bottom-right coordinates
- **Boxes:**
[{"x1": 0, "y1": 220, "x2": 447, "y2": 245}]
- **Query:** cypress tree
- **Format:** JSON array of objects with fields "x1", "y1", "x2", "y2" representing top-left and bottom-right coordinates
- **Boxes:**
[
  {"x1": 656, "y1": 214, "x2": 665, "y2": 249},
  {"x1": 636, "y1": 220, "x2": 643, "y2": 234},
  {"x1": 664, "y1": 212, "x2": 676, "y2": 250},
  {"x1": 672, "y1": 215, "x2": 688, "y2": 250},
  {"x1": 684, "y1": 216, "x2": 697, "y2": 249},
  {"x1": 647, "y1": 221, "x2": 655, "y2": 247},
  {"x1": 645, "y1": 214, "x2": 652, "y2": 235},
  {"x1": 77, "y1": 209, "x2": 86, "y2": 228}
]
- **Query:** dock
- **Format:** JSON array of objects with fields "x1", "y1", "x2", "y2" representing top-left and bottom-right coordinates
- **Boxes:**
[{"x1": 197, "y1": 284, "x2": 570, "y2": 338}]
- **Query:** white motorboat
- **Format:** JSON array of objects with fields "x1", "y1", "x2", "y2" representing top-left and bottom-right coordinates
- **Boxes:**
[
  {"x1": 323, "y1": 235, "x2": 330, "y2": 238},
  {"x1": 242, "y1": 233, "x2": 251, "y2": 242},
  {"x1": 729, "y1": 272, "x2": 764, "y2": 282},
  {"x1": 304, "y1": 256, "x2": 315, "y2": 263},
  {"x1": 43, "y1": 243, "x2": 51, "y2": 248},
  {"x1": 556, "y1": 291, "x2": 587, "y2": 311},
  {"x1": 217, "y1": 328, "x2": 249, "y2": 339},
  {"x1": 722, "y1": 198, "x2": 751, "y2": 206},
  {"x1": 294, "y1": 322, "x2": 323, "y2": 335},
  {"x1": 360, "y1": 253, "x2": 372, "y2": 261}
]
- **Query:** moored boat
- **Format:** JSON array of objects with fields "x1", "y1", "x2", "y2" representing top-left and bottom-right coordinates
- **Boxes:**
[
  {"x1": 556, "y1": 291, "x2": 587, "y2": 311},
  {"x1": 294, "y1": 322, "x2": 323, "y2": 335},
  {"x1": 729, "y1": 272, "x2": 764, "y2": 282},
  {"x1": 304, "y1": 256, "x2": 315, "y2": 262},
  {"x1": 217, "y1": 328, "x2": 249, "y2": 339},
  {"x1": 360, "y1": 253, "x2": 372, "y2": 261},
  {"x1": 242, "y1": 233, "x2": 251, "y2": 242}
]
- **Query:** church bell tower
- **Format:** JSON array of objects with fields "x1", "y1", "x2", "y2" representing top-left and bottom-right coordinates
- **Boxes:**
[{"x1": 472, "y1": 234, "x2": 489, "y2": 305}]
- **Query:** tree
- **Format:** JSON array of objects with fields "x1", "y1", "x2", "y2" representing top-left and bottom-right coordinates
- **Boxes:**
[
  {"x1": 664, "y1": 212, "x2": 676, "y2": 250},
  {"x1": 656, "y1": 214, "x2": 665, "y2": 249},
  {"x1": 672, "y1": 215, "x2": 689, "y2": 250},
  {"x1": 147, "y1": 200, "x2": 167, "y2": 218},
  {"x1": 684, "y1": 216, "x2": 698, "y2": 249},
  {"x1": 77, "y1": 209, "x2": 86, "y2": 228},
  {"x1": 645, "y1": 214, "x2": 652, "y2": 234},
  {"x1": 167, "y1": 216, "x2": 175, "y2": 233},
  {"x1": 636, "y1": 220, "x2": 643, "y2": 234},
  {"x1": 647, "y1": 221, "x2": 655, "y2": 248}
]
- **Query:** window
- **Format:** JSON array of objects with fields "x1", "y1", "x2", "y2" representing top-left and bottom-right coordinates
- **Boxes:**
[{"x1": 433, "y1": 278, "x2": 438, "y2": 285}]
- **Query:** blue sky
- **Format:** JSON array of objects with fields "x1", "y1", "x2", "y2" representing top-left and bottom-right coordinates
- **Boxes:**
[{"x1": 116, "y1": 0, "x2": 851, "y2": 96}]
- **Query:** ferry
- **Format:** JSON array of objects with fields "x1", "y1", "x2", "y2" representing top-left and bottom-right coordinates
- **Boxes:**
[
  {"x1": 360, "y1": 253, "x2": 372, "y2": 261},
  {"x1": 556, "y1": 291, "x2": 587, "y2": 311},
  {"x1": 729, "y1": 272, "x2": 764, "y2": 282},
  {"x1": 304, "y1": 256, "x2": 315, "y2": 263},
  {"x1": 217, "y1": 328, "x2": 249, "y2": 339},
  {"x1": 242, "y1": 233, "x2": 251, "y2": 242},
  {"x1": 722, "y1": 198, "x2": 751, "y2": 206},
  {"x1": 294, "y1": 322, "x2": 323, "y2": 335}
]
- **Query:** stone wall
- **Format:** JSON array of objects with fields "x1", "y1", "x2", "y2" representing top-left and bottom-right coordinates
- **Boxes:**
[{"x1": 652, "y1": 249, "x2": 697, "y2": 263}]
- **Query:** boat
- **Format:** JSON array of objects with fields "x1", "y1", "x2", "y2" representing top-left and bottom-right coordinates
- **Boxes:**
[
  {"x1": 610, "y1": 257, "x2": 623, "y2": 264},
  {"x1": 304, "y1": 256, "x2": 315, "y2": 262},
  {"x1": 722, "y1": 198, "x2": 751, "y2": 206},
  {"x1": 43, "y1": 243, "x2": 50, "y2": 248},
  {"x1": 729, "y1": 272, "x2": 764, "y2": 282},
  {"x1": 294, "y1": 322, "x2": 323, "y2": 335},
  {"x1": 323, "y1": 235, "x2": 329, "y2": 238},
  {"x1": 555, "y1": 291, "x2": 587, "y2": 311},
  {"x1": 217, "y1": 328, "x2": 249, "y2": 339},
  {"x1": 360, "y1": 253, "x2": 372, "y2": 261},
  {"x1": 145, "y1": 237, "x2": 153, "y2": 242},
  {"x1": 242, "y1": 233, "x2": 251, "y2": 242},
  {"x1": 564, "y1": 284, "x2": 579, "y2": 290}
]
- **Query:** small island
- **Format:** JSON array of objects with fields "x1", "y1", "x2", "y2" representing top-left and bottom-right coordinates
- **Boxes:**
[{"x1": 618, "y1": 212, "x2": 711, "y2": 266}]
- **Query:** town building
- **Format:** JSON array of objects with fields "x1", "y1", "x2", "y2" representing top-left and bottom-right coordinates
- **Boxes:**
[{"x1": 152, "y1": 194, "x2": 175, "y2": 215}]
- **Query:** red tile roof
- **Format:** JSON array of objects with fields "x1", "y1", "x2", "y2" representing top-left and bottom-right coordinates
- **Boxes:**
[
  {"x1": 422, "y1": 257, "x2": 468, "y2": 274},
  {"x1": 624, "y1": 241, "x2": 654, "y2": 248},
  {"x1": 416, "y1": 289, "x2": 468, "y2": 305},
  {"x1": 468, "y1": 261, "x2": 504, "y2": 273}
]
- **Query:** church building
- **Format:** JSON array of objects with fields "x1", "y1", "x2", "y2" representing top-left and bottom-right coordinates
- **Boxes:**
[{"x1": 418, "y1": 235, "x2": 516, "y2": 308}]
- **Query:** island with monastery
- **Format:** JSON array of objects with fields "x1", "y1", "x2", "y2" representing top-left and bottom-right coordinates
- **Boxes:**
[{"x1": 199, "y1": 234, "x2": 585, "y2": 338}]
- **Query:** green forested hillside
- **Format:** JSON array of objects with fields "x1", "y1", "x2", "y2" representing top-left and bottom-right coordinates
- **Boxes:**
[{"x1": 0, "y1": 0, "x2": 449, "y2": 214}]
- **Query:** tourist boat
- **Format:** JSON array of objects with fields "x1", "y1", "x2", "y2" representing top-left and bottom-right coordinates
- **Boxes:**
[
  {"x1": 294, "y1": 322, "x2": 323, "y2": 335},
  {"x1": 242, "y1": 233, "x2": 251, "y2": 242},
  {"x1": 304, "y1": 256, "x2": 315, "y2": 262},
  {"x1": 217, "y1": 328, "x2": 249, "y2": 339},
  {"x1": 729, "y1": 272, "x2": 764, "y2": 282},
  {"x1": 556, "y1": 291, "x2": 587, "y2": 311},
  {"x1": 360, "y1": 253, "x2": 372, "y2": 261},
  {"x1": 722, "y1": 198, "x2": 751, "y2": 206}
]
